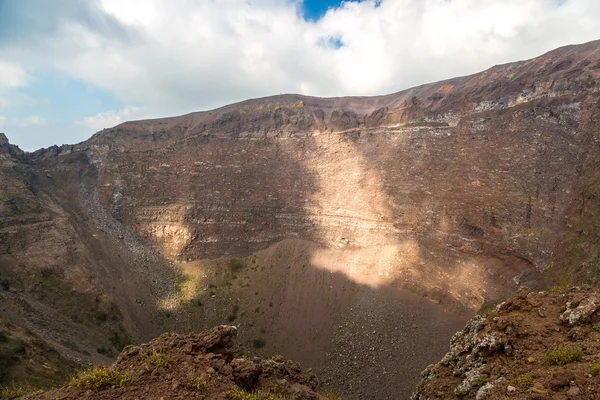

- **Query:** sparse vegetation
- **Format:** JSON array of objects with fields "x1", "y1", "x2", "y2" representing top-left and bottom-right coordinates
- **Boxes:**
[
  {"x1": 109, "y1": 328, "x2": 131, "y2": 351},
  {"x1": 589, "y1": 364, "x2": 600, "y2": 377},
  {"x1": 69, "y1": 366, "x2": 130, "y2": 389},
  {"x1": 545, "y1": 345, "x2": 582, "y2": 365},
  {"x1": 96, "y1": 346, "x2": 112, "y2": 356},
  {"x1": 226, "y1": 386, "x2": 284, "y2": 400},
  {"x1": 146, "y1": 353, "x2": 175, "y2": 369},
  {"x1": 510, "y1": 372, "x2": 534, "y2": 388},
  {"x1": 186, "y1": 377, "x2": 209, "y2": 392},
  {"x1": 229, "y1": 258, "x2": 245, "y2": 272},
  {"x1": 326, "y1": 392, "x2": 343, "y2": 400},
  {"x1": 191, "y1": 298, "x2": 203, "y2": 307},
  {"x1": 593, "y1": 325, "x2": 600, "y2": 332},
  {"x1": 252, "y1": 338, "x2": 266, "y2": 349},
  {"x1": 0, "y1": 385, "x2": 32, "y2": 399},
  {"x1": 227, "y1": 305, "x2": 240, "y2": 322},
  {"x1": 472, "y1": 376, "x2": 488, "y2": 389},
  {"x1": 549, "y1": 274, "x2": 573, "y2": 293}
]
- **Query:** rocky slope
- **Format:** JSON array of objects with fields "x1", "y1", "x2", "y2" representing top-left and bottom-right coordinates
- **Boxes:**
[
  {"x1": 2, "y1": 40, "x2": 600, "y2": 398},
  {"x1": 0, "y1": 318, "x2": 79, "y2": 395},
  {"x1": 412, "y1": 287, "x2": 600, "y2": 399},
  {"x1": 24, "y1": 325, "x2": 328, "y2": 400}
]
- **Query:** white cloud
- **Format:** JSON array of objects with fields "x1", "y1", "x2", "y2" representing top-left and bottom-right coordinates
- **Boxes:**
[
  {"x1": 0, "y1": 115, "x2": 47, "y2": 128},
  {"x1": 0, "y1": 61, "x2": 29, "y2": 89},
  {"x1": 81, "y1": 106, "x2": 147, "y2": 131},
  {"x1": 2, "y1": 0, "x2": 600, "y2": 120},
  {"x1": 14, "y1": 116, "x2": 47, "y2": 128}
]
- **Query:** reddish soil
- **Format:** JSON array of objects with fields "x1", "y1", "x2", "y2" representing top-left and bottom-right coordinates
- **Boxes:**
[
  {"x1": 413, "y1": 287, "x2": 600, "y2": 399},
  {"x1": 25, "y1": 325, "x2": 325, "y2": 400}
]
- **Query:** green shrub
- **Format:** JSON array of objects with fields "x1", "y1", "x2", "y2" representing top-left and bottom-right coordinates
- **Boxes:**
[
  {"x1": 186, "y1": 377, "x2": 209, "y2": 392},
  {"x1": 593, "y1": 325, "x2": 600, "y2": 332},
  {"x1": 191, "y1": 298, "x2": 203, "y2": 307},
  {"x1": 0, "y1": 386, "x2": 32, "y2": 399},
  {"x1": 251, "y1": 338, "x2": 265, "y2": 349},
  {"x1": 96, "y1": 347, "x2": 112, "y2": 356},
  {"x1": 69, "y1": 366, "x2": 130, "y2": 389},
  {"x1": 509, "y1": 373, "x2": 534, "y2": 388},
  {"x1": 146, "y1": 353, "x2": 175, "y2": 369},
  {"x1": 227, "y1": 314, "x2": 237, "y2": 322},
  {"x1": 93, "y1": 310, "x2": 109, "y2": 323},
  {"x1": 473, "y1": 376, "x2": 488, "y2": 389},
  {"x1": 545, "y1": 346, "x2": 582, "y2": 365},
  {"x1": 590, "y1": 364, "x2": 600, "y2": 377},
  {"x1": 226, "y1": 386, "x2": 284, "y2": 400},
  {"x1": 108, "y1": 329, "x2": 131, "y2": 351},
  {"x1": 229, "y1": 258, "x2": 245, "y2": 272},
  {"x1": 326, "y1": 392, "x2": 343, "y2": 400},
  {"x1": 2, "y1": 338, "x2": 26, "y2": 354}
]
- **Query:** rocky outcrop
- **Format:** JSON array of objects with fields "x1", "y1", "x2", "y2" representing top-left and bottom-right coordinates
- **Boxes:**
[
  {"x1": 26, "y1": 325, "x2": 325, "y2": 400},
  {"x1": 412, "y1": 287, "x2": 600, "y2": 399}
]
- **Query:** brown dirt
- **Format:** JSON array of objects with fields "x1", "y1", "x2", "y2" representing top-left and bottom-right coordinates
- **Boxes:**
[
  {"x1": 24, "y1": 325, "x2": 325, "y2": 400},
  {"x1": 412, "y1": 287, "x2": 600, "y2": 399},
  {"x1": 169, "y1": 238, "x2": 469, "y2": 399}
]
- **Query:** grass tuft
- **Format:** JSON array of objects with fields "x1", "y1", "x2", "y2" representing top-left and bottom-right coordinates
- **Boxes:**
[
  {"x1": 69, "y1": 366, "x2": 130, "y2": 389},
  {"x1": 229, "y1": 258, "x2": 245, "y2": 272},
  {"x1": 186, "y1": 377, "x2": 209, "y2": 392},
  {"x1": 226, "y1": 386, "x2": 284, "y2": 400},
  {"x1": 0, "y1": 386, "x2": 32, "y2": 399},
  {"x1": 326, "y1": 391, "x2": 343, "y2": 400},
  {"x1": 589, "y1": 364, "x2": 600, "y2": 377},
  {"x1": 545, "y1": 345, "x2": 582, "y2": 365},
  {"x1": 146, "y1": 353, "x2": 175, "y2": 369},
  {"x1": 509, "y1": 373, "x2": 535, "y2": 388}
]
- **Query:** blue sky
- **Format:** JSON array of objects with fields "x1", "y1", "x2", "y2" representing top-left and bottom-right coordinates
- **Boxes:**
[
  {"x1": 1, "y1": 0, "x2": 600, "y2": 151},
  {"x1": 302, "y1": 0, "x2": 347, "y2": 20}
]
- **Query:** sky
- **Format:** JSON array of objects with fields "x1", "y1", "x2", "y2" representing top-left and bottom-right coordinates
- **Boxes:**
[{"x1": 1, "y1": 0, "x2": 600, "y2": 151}]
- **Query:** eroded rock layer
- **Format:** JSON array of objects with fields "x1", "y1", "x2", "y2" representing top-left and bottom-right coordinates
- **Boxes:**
[
  {"x1": 2, "y1": 40, "x2": 600, "y2": 399},
  {"x1": 32, "y1": 40, "x2": 600, "y2": 311}
]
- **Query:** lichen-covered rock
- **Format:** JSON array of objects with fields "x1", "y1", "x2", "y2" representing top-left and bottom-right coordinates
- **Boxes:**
[
  {"x1": 560, "y1": 295, "x2": 600, "y2": 326},
  {"x1": 412, "y1": 288, "x2": 600, "y2": 400}
]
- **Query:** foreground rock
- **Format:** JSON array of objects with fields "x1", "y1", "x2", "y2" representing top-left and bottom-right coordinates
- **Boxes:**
[
  {"x1": 412, "y1": 287, "x2": 600, "y2": 399},
  {"x1": 25, "y1": 325, "x2": 326, "y2": 400}
]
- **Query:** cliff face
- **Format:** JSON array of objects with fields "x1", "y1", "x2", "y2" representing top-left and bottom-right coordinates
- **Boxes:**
[
  {"x1": 38, "y1": 40, "x2": 600, "y2": 310},
  {"x1": 2, "y1": 40, "x2": 600, "y2": 399}
]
